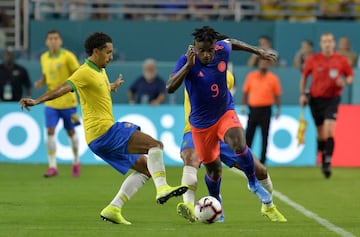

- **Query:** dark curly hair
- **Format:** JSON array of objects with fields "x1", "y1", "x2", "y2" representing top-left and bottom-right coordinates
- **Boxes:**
[
  {"x1": 84, "y1": 32, "x2": 112, "y2": 56},
  {"x1": 192, "y1": 26, "x2": 220, "y2": 44}
]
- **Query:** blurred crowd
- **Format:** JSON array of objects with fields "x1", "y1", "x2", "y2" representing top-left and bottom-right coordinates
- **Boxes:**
[
  {"x1": 1, "y1": 0, "x2": 360, "y2": 67},
  {"x1": 27, "y1": 0, "x2": 360, "y2": 22}
]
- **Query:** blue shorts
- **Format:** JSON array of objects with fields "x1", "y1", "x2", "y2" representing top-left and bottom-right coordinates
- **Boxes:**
[
  {"x1": 180, "y1": 132, "x2": 237, "y2": 168},
  {"x1": 45, "y1": 106, "x2": 80, "y2": 130},
  {"x1": 88, "y1": 122, "x2": 141, "y2": 175}
]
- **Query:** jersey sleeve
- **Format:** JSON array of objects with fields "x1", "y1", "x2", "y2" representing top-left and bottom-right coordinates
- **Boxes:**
[
  {"x1": 66, "y1": 51, "x2": 80, "y2": 73},
  {"x1": 66, "y1": 67, "x2": 85, "y2": 93},
  {"x1": 129, "y1": 78, "x2": 139, "y2": 93},
  {"x1": 158, "y1": 78, "x2": 166, "y2": 94},
  {"x1": 302, "y1": 55, "x2": 313, "y2": 77},
  {"x1": 171, "y1": 55, "x2": 187, "y2": 74},
  {"x1": 40, "y1": 53, "x2": 46, "y2": 76},
  {"x1": 341, "y1": 56, "x2": 354, "y2": 77},
  {"x1": 216, "y1": 40, "x2": 231, "y2": 61},
  {"x1": 273, "y1": 74, "x2": 282, "y2": 96},
  {"x1": 242, "y1": 73, "x2": 252, "y2": 93}
]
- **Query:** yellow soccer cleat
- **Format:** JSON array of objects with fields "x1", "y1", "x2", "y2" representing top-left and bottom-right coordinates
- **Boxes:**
[
  {"x1": 156, "y1": 184, "x2": 188, "y2": 205},
  {"x1": 261, "y1": 204, "x2": 287, "y2": 222},
  {"x1": 177, "y1": 202, "x2": 196, "y2": 223},
  {"x1": 100, "y1": 205, "x2": 131, "y2": 225}
]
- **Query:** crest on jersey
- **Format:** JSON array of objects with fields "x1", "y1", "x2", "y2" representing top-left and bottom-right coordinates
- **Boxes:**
[
  {"x1": 329, "y1": 69, "x2": 338, "y2": 79},
  {"x1": 215, "y1": 45, "x2": 224, "y2": 51},
  {"x1": 218, "y1": 61, "x2": 226, "y2": 72}
]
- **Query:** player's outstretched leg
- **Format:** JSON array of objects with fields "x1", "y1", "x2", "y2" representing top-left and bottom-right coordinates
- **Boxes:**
[
  {"x1": 147, "y1": 147, "x2": 188, "y2": 204},
  {"x1": 235, "y1": 146, "x2": 271, "y2": 204},
  {"x1": 235, "y1": 147, "x2": 287, "y2": 222},
  {"x1": 100, "y1": 171, "x2": 149, "y2": 224},
  {"x1": 177, "y1": 202, "x2": 196, "y2": 223},
  {"x1": 100, "y1": 205, "x2": 131, "y2": 225}
]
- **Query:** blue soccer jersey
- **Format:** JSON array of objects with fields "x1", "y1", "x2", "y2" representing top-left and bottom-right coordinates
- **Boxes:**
[{"x1": 172, "y1": 40, "x2": 235, "y2": 128}]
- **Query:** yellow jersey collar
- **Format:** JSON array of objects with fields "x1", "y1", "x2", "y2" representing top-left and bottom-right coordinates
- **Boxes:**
[
  {"x1": 47, "y1": 48, "x2": 62, "y2": 58},
  {"x1": 85, "y1": 59, "x2": 101, "y2": 72}
]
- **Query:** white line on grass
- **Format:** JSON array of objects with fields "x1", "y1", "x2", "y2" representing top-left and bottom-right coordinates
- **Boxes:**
[{"x1": 230, "y1": 168, "x2": 356, "y2": 237}]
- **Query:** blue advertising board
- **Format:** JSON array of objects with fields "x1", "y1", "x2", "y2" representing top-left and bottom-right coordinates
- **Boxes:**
[{"x1": 0, "y1": 103, "x2": 316, "y2": 166}]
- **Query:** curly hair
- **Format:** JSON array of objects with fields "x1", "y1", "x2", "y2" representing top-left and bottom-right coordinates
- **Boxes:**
[
  {"x1": 84, "y1": 32, "x2": 112, "y2": 56},
  {"x1": 192, "y1": 26, "x2": 220, "y2": 43}
]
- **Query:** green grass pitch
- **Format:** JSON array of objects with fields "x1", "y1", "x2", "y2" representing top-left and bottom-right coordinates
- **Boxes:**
[{"x1": 0, "y1": 163, "x2": 359, "y2": 237}]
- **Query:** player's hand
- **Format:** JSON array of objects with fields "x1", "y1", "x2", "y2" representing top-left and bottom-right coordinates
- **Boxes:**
[
  {"x1": 258, "y1": 49, "x2": 278, "y2": 62},
  {"x1": 19, "y1": 98, "x2": 37, "y2": 111},
  {"x1": 186, "y1": 45, "x2": 195, "y2": 68},
  {"x1": 111, "y1": 74, "x2": 125, "y2": 92},
  {"x1": 335, "y1": 79, "x2": 347, "y2": 88}
]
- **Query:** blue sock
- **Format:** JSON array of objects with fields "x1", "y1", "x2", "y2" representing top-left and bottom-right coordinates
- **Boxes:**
[
  {"x1": 235, "y1": 146, "x2": 257, "y2": 187},
  {"x1": 205, "y1": 174, "x2": 222, "y2": 203}
]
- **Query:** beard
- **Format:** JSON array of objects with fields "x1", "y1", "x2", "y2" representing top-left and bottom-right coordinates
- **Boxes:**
[{"x1": 144, "y1": 72, "x2": 156, "y2": 82}]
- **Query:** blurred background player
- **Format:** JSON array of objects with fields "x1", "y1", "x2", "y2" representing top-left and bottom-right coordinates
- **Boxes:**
[
  {"x1": 293, "y1": 39, "x2": 314, "y2": 70},
  {"x1": 20, "y1": 32, "x2": 188, "y2": 225},
  {"x1": 247, "y1": 35, "x2": 276, "y2": 67},
  {"x1": 167, "y1": 26, "x2": 286, "y2": 223},
  {"x1": 337, "y1": 36, "x2": 358, "y2": 68},
  {"x1": 299, "y1": 32, "x2": 353, "y2": 178},
  {"x1": 35, "y1": 29, "x2": 81, "y2": 177},
  {"x1": 0, "y1": 47, "x2": 31, "y2": 101},
  {"x1": 175, "y1": 69, "x2": 284, "y2": 223},
  {"x1": 128, "y1": 58, "x2": 166, "y2": 105},
  {"x1": 241, "y1": 58, "x2": 282, "y2": 164}
]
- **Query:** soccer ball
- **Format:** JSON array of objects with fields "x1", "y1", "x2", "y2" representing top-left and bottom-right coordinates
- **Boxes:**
[{"x1": 194, "y1": 196, "x2": 222, "y2": 224}]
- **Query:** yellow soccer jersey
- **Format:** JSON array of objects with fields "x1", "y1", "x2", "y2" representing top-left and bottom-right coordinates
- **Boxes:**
[
  {"x1": 67, "y1": 59, "x2": 114, "y2": 144},
  {"x1": 40, "y1": 48, "x2": 80, "y2": 109},
  {"x1": 183, "y1": 70, "x2": 235, "y2": 133}
]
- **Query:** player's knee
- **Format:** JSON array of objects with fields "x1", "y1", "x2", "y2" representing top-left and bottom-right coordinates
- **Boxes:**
[
  {"x1": 181, "y1": 149, "x2": 199, "y2": 168},
  {"x1": 205, "y1": 159, "x2": 222, "y2": 180},
  {"x1": 153, "y1": 140, "x2": 163, "y2": 149}
]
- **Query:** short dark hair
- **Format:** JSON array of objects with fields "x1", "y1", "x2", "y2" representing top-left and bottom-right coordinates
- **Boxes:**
[
  {"x1": 192, "y1": 26, "x2": 220, "y2": 44},
  {"x1": 303, "y1": 39, "x2": 313, "y2": 47},
  {"x1": 84, "y1": 32, "x2": 112, "y2": 56},
  {"x1": 47, "y1": 29, "x2": 61, "y2": 37}
]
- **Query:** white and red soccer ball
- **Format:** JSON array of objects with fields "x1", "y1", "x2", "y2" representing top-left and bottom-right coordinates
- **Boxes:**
[{"x1": 194, "y1": 196, "x2": 222, "y2": 224}]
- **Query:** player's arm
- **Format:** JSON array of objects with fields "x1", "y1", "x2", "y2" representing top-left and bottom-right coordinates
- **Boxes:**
[
  {"x1": 336, "y1": 75, "x2": 354, "y2": 88},
  {"x1": 336, "y1": 59, "x2": 354, "y2": 88},
  {"x1": 229, "y1": 39, "x2": 277, "y2": 62},
  {"x1": 299, "y1": 74, "x2": 308, "y2": 107},
  {"x1": 299, "y1": 56, "x2": 313, "y2": 107},
  {"x1": 110, "y1": 74, "x2": 124, "y2": 92},
  {"x1": 19, "y1": 82, "x2": 72, "y2": 111},
  {"x1": 167, "y1": 45, "x2": 195, "y2": 94}
]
